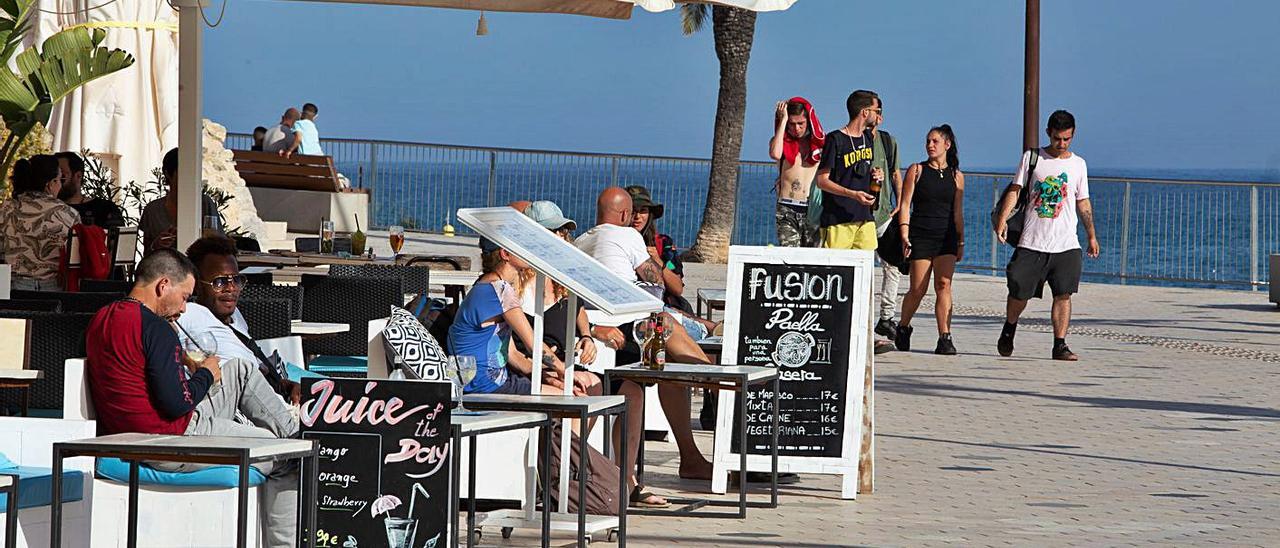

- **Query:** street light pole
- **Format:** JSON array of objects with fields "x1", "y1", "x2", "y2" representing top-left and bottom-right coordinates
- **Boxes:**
[{"x1": 1024, "y1": 0, "x2": 1040, "y2": 151}]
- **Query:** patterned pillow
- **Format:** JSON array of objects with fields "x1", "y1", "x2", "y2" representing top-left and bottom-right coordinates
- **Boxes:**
[{"x1": 381, "y1": 306, "x2": 448, "y2": 381}]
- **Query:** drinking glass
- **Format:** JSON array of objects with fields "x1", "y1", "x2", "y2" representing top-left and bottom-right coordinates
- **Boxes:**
[
  {"x1": 183, "y1": 330, "x2": 219, "y2": 364},
  {"x1": 389, "y1": 225, "x2": 405, "y2": 255},
  {"x1": 450, "y1": 355, "x2": 478, "y2": 414},
  {"x1": 201, "y1": 215, "x2": 220, "y2": 238},
  {"x1": 320, "y1": 221, "x2": 336, "y2": 254}
]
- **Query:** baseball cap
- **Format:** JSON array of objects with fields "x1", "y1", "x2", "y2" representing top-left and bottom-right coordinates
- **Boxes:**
[{"x1": 524, "y1": 200, "x2": 577, "y2": 232}]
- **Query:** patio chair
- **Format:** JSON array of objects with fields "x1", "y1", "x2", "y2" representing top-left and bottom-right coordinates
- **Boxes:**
[
  {"x1": 77, "y1": 279, "x2": 133, "y2": 294},
  {"x1": 0, "y1": 300, "x2": 61, "y2": 313},
  {"x1": 8, "y1": 291, "x2": 122, "y2": 315},
  {"x1": 329, "y1": 264, "x2": 431, "y2": 296},
  {"x1": 299, "y1": 275, "x2": 399, "y2": 377},
  {"x1": 240, "y1": 284, "x2": 303, "y2": 320},
  {"x1": 0, "y1": 311, "x2": 94, "y2": 414},
  {"x1": 235, "y1": 297, "x2": 293, "y2": 340}
]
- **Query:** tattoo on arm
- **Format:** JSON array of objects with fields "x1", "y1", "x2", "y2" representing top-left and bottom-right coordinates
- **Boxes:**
[
  {"x1": 635, "y1": 260, "x2": 664, "y2": 284},
  {"x1": 1078, "y1": 199, "x2": 1096, "y2": 236}
]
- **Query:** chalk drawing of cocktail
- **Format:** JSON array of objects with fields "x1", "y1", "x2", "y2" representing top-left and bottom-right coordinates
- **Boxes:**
[{"x1": 372, "y1": 482, "x2": 430, "y2": 548}]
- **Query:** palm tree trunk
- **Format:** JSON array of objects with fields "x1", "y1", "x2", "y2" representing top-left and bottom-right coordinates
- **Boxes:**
[{"x1": 684, "y1": 6, "x2": 756, "y2": 264}]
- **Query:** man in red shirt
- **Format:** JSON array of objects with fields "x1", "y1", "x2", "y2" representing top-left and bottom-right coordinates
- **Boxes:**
[{"x1": 86, "y1": 249, "x2": 300, "y2": 547}]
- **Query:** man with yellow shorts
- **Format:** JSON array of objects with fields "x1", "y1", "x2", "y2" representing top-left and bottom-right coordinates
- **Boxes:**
[{"x1": 815, "y1": 90, "x2": 884, "y2": 250}]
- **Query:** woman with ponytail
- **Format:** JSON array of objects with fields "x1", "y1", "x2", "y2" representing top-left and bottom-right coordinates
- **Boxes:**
[
  {"x1": 895, "y1": 125, "x2": 965, "y2": 354},
  {"x1": 0, "y1": 155, "x2": 81, "y2": 290}
]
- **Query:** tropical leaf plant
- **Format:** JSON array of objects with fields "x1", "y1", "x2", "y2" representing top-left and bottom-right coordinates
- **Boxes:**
[{"x1": 0, "y1": 0, "x2": 134, "y2": 190}]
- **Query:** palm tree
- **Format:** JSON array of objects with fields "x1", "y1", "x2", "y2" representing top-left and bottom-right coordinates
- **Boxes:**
[
  {"x1": 0, "y1": 0, "x2": 135, "y2": 191},
  {"x1": 680, "y1": 4, "x2": 756, "y2": 264}
]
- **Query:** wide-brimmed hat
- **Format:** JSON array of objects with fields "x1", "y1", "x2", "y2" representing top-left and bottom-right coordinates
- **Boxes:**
[
  {"x1": 524, "y1": 200, "x2": 577, "y2": 232},
  {"x1": 625, "y1": 185, "x2": 664, "y2": 220}
]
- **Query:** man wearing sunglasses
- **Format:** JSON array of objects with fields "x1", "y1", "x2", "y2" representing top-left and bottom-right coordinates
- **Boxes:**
[{"x1": 177, "y1": 236, "x2": 302, "y2": 403}]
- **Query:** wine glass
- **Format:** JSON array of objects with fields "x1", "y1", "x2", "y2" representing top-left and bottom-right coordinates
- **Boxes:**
[
  {"x1": 389, "y1": 225, "x2": 406, "y2": 255},
  {"x1": 450, "y1": 355, "x2": 478, "y2": 414},
  {"x1": 183, "y1": 330, "x2": 218, "y2": 364}
]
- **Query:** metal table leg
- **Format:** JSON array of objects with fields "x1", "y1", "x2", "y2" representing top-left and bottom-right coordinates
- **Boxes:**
[
  {"x1": 577, "y1": 410, "x2": 588, "y2": 547},
  {"x1": 4, "y1": 474, "x2": 18, "y2": 548},
  {"x1": 770, "y1": 377, "x2": 780, "y2": 508},
  {"x1": 50, "y1": 447, "x2": 63, "y2": 548},
  {"x1": 737, "y1": 381, "x2": 748, "y2": 519},
  {"x1": 308, "y1": 453, "x2": 319, "y2": 548},
  {"x1": 541, "y1": 424, "x2": 552, "y2": 548},
  {"x1": 237, "y1": 459, "x2": 249, "y2": 548},
  {"x1": 467, "y1": 436, "x2": 477, "y2": 548},
  {"x1": 450, "y1": 429, "x2": 461, "y2": 548},
  {"x1": 617, "y1": 407, "x2": 627, "y2": 548},
  {"x1": 128, "y1": 460, "x2": 140, "y2": 547}
]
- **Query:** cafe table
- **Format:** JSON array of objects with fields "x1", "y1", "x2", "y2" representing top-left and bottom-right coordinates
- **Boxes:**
[
  {"x1": 450, "y1": 411, "x2": 554, "y2": 548},
  {"x1": 461, "y1": 394, "x2": 628, "y2": 547},
  {"x1": 695, "y1": 288, "x2": 727, "y2": 321},
  {"x1": 604, "y1": 363, "x2": 779, "y2": 518},
  {"x1": 0, "y1": 370, "x2": 42, "y2": 417},
  {"x1": 290, "y1": 320, "x2": 350, "y2": 336},
  {"x1": 50, "y1": 433, "x2": 319, "y2": 548},
  {"x1": 1, "y1": 473, "x2": 16, "y2": 548}
]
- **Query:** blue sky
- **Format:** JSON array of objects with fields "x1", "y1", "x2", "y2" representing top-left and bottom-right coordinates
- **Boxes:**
[{"x1": 204, "y1": 0, "x2": 1280, "y2": 174}]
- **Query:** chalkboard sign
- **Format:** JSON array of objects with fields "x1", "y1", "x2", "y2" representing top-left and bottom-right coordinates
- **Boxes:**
[
  {"x1": 300, "y1": 378, "x2": 452, "y2": 548},
  {"x1": 711, "y1": 246, "x2": 873, "y2": 500}
]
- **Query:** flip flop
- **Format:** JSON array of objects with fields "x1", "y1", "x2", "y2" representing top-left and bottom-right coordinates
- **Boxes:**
[{"x1": 629, "y1": 486, "x2": 670, "y2": 508}]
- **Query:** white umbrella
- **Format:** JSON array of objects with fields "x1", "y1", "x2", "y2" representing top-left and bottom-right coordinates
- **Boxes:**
[{"x1": 165, "y1": 0, "x2": 794, "y2": 248}]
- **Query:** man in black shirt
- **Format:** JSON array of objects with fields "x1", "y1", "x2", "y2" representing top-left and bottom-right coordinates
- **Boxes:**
[
  {"x1": 56, "y1": 151, "x2": 124, "y2": 228},
  {"x1": 815, "y1": 90, "x2": 884, "y2": 250}
]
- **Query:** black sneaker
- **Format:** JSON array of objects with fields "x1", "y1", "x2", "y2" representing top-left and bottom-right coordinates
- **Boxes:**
[
  {"x1": 935, "y1": 333, "x2": 957, "y2": 355},
  {"x1": 874, "y1": 319, "x2": 898, "y2": 339},
  {"x1": 1052, "y1": 343, "x2": 1079, "y2": 361},
  {"x1": 997, "y1": 328, "x2": 1015, "y2": 357},
  {"x1": 894, "y1": 324, "x2": 913, "y2": 351}
]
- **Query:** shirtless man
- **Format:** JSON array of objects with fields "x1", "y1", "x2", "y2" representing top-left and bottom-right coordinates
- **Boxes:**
[{"x1": 769, "y1": 97, "x2": 825, "y2": 247}]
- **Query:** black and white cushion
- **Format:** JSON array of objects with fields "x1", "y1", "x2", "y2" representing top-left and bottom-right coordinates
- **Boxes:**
[{"x1": 381, "y1": 306, "x2": 448, "y2": 380}]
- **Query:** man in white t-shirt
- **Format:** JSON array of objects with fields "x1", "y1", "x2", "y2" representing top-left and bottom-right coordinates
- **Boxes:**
[
  {"x1": 993, "y1": 110, "x2": 1100, "y2": 361},
  {"x1": 576, "y1": 187, "x2": 719, "y2": 481}
]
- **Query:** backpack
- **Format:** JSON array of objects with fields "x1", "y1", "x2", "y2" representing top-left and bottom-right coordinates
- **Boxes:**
[
  {"x1": 990, "y1": 149, "x2": 1039, "y2": 247},
  {"x1": 61, "y1": 224, "x2": 112, "y2": 292},
  {"x1": 538, "y1": 424, "x2": 621, "y2": 516}
]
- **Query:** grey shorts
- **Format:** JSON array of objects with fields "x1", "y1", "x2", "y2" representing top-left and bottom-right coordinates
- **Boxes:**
[{"x1": 1006, "y1": 248, "x2": 1082, "y2": 300}]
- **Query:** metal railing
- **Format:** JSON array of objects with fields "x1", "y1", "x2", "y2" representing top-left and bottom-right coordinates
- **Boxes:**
[{"x1": 227, "y1": 133, "x2": 1278, "y2": 289}]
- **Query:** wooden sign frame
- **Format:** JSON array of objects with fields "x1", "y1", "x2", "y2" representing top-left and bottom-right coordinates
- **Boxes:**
[{"x1": 710, "y1": 246, "x2": 874, "y2": 500}]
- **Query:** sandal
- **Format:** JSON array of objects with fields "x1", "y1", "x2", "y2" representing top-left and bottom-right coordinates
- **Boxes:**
[{"x1": 629, "y1": 486, "x2": 670, "y2": 508}]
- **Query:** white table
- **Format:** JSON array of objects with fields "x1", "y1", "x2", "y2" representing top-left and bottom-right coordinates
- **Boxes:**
[
  {"x1": 290, "y1": 320, "x2": 350, "y2": 336},
  {"x1": 450, "y1": 411, "x2": 554, "y2": 548},
  {"x1": 0, "y1": 472, "x2": 15, "y2": 548},
  {"x1": 51, "y1": 433, "x2": 319, "y2": 548},
  {"x1": 0, "y1": 370, "x2": 42, "y2": 416},
  {"x1": 696, "y1": 288, "x2": 727, "y2": 321}
]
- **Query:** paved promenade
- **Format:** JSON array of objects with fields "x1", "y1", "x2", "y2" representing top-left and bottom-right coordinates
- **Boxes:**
[{"x1": 406, "y1": 235, "x2": 1277, "y2": 546}]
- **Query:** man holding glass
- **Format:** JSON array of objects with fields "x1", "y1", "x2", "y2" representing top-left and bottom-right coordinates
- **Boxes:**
[{"x1": 86, "y1": 248, "x2": 302, "y2": 548}]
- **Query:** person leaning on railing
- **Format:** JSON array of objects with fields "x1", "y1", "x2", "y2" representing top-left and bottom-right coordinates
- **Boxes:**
[{"x1": 0, "y1": 155, "x2": 81, "y2": 291}]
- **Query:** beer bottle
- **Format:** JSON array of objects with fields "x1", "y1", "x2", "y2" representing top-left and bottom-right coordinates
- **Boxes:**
[{"x1": 653, "y1": 317, "x2": 667, "y2": 371}]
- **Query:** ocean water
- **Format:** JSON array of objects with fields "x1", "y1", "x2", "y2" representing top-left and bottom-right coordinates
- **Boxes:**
[{"x1": 342, "y1": 158, "x2": 1278, "y2": 288}]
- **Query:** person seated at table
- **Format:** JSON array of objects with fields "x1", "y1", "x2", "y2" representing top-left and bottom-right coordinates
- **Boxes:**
[
  {"x1": 0, "y1": 155, "x2": 81, "y2": 291},
  {"x1": 176, "y1": 235, "x2": 302, "y2": 404},
  {"x1": 626, "y1": 185, "x2": 719, "y2": 341},
  {"x1": 519, "y1": 200, "x2": 667, "y2": 507},
  {"x1": 449, "y1": 237, "x2": 598, "y2": 398},
  {"x1": 84, "y1": 249, "x2": 300, "y2": 548},
  {"x1": 55, "y1": 151, "x2": 124, "y2": 228},
  {"x1": 139, "y1": 148, "x2": 221, "y2": 251},
  {"x1": 576, "y1": 187, "x2": 718, "y2": 481}
]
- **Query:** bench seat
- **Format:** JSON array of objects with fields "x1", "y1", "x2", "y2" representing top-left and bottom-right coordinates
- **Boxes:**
[{"x1": 0, "y1": 467, "x2": 84, "y2": 511}]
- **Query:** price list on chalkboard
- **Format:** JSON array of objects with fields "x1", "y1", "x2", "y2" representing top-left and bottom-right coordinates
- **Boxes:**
[
  {"x1": 301, "y1": 379, "x2": 451, "y2": 548},
  {"x1": 729, "y1": 262, "x2": 855, "y2": 459}
]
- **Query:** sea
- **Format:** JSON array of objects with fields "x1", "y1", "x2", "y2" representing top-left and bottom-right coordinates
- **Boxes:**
[{"x1": 338, "y1": 160, "x2": 1278, "y2": 290}]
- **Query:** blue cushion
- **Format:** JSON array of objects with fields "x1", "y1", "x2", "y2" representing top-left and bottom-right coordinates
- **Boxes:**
[
  {"x1": 307, "y1": 355, "x2": 367, "y2": 375},
  {"x1": 0, "y1": 467, "x2": 85, "y2": 512},
  {"x1": 95, "y1": 458, "x2": 267, "y2": 488},
  {"x1": 287, "y1": 363, "x2": 327, "y2": 380}
]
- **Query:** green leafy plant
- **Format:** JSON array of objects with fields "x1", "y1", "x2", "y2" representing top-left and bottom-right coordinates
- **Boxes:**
[
  {"x1": 0, "y1": 120, "x2": 50, "y2": 196},
  {"x1": 80, "y1": 151, "x2": 239, "y2": 235},
  {"x1": 0, "y1": 1, "x2": 134, "y2": 188}
]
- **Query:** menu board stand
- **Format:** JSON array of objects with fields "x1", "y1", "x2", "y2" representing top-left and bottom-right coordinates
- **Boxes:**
[
  {"x1": 709, "y1": 246, "x2": 874, "y2": 500},
  {"x1": 456, "y1": 207, "x2": 664, "y2": 542}
]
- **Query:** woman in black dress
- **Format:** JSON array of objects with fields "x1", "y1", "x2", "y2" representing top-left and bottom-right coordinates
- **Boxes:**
[{"x1": 896, "y1": 125, "x2": 965, "y2": 354}]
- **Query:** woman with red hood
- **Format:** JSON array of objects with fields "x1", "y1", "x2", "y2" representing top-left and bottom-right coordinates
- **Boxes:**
[{"x1": 769, "y1": 97, "x2": 825, "y2": 247}]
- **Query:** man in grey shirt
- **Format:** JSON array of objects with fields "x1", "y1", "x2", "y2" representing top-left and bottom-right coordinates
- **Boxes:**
[
  {"x1": 262, "y1": 108, "x2": 300, "y2": 155},
  {"x1": 139, "y1": 148, "x2": 221, "y2": 251}
]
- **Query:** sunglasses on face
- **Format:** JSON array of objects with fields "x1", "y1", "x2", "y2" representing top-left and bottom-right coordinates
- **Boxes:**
[{"x1": 198, "y1": 275, "x2": 247, "y2": 291}]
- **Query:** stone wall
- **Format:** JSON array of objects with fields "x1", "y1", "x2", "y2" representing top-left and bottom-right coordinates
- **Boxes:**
[{"x1": 203, "y1": 119, "x2": 267, "y2": 240}]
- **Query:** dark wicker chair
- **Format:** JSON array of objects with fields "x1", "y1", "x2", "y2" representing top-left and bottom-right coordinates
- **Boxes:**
[
  {"x1": 0, "y1": 299, "x2": 61, "y2": 312},
  {"x1": 295, "y1": 237, "x2": 352, "y2": 254},
  {"x1": 236, "y1": 297, "x2": 293, "y2": 340},
  {"x1": 78, "y1": 279, "x2": 134, "y2": 294},
  {"x1": 0, "y1": 310, "x2": 95, "y2": 413},
  {"x1": 329, "y1": 264, "x2": 431, "y2": 296},
  {"x1": 240, "y1": 284, "x2": 304, "y2": 320},
  {"x1": 9, "y1": 290, "x2": 123, "y2": 314},
  {"x1": 243, "y1": 272, "x2": 275, "y2": 286},
  {"x1": 299, "y1": 275, "x2": 400, "y2": 372}
]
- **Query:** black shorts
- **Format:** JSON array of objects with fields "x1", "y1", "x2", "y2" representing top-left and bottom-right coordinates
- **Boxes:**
[{"x1": 1006, "y1": 248, "x2": 1082, "y2": 300}]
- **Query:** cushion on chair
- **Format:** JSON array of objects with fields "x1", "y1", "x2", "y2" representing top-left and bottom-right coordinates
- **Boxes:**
[
  {"x1": 306, "y1": 355, "x2": 368, "y2": 376},
  {"x1": 95, "y1": 457, "x2": 266, "y2": 488},
  {"x1": 380, "y1": 306, "x2": 448, "y2": 381},
  {"x1": 0, "y1": 467, "x2": 85, "y2": 511}
]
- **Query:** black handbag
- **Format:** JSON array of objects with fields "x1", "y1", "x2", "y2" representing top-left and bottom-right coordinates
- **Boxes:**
[{"x1": 991, "y1": 149, "x2": 1039, "y2": 247}]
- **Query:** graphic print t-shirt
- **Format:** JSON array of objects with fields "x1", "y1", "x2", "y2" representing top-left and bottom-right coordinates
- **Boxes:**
[
  {"x1": 1011, "y1": 149, "x2": 1090, "y2": 253},
  {"x1": 817, "y1": 128, "x2": 876, "y2": 226}
]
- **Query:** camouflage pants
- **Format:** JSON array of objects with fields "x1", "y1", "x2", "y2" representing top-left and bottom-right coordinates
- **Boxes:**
[{"x1": 776, "y1": 203, "x2": 818, "y2": 247}]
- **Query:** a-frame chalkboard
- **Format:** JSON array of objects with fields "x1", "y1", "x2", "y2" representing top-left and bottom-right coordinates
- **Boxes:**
[{"x1": 710, "y1": 246, "x2": 874, "y2": 499}]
